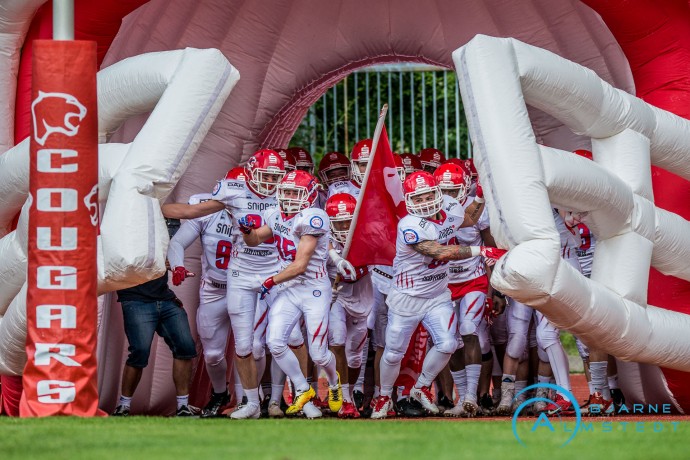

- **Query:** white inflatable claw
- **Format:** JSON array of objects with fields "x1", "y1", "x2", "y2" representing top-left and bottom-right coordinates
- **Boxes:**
[
  {"x1": 454, "y1": 35, "x2": 690, "y2": 410},
  {"x1": 0, "y1": 48, "x2": 239, "y2": 375}
]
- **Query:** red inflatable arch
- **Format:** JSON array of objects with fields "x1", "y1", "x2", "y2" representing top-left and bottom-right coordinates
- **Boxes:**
[{"x1": 3, "y1": 0, "x2": 690, "y2": 415}]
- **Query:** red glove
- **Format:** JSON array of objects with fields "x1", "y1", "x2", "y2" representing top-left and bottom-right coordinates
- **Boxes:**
[
  {"x1": 480, "y1": 247, "x2": 507, "y2": 266},
  {"x1": 172, "y1": 266, "x2": 194, "y2": 286},
  {"x1": 260, "y1": 276, "x2": 276, "y2": 300},
  {"x1": 482, "y1": 296, "x2": 495, "y2": 325},
  {"x1": 476, "y1": 181, "x2": 483, "y2": 199}
]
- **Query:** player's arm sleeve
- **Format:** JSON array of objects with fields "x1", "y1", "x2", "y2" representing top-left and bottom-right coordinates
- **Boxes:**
[
  {"x1": 167, "y1": 219, "x2": 202, "y2": 268},
  {"x1": 400, "y1": 218, "x2": 436, "y2": 246},
  {"x1": 294, "y1": 209, "x2": 329, "y2": 238}
]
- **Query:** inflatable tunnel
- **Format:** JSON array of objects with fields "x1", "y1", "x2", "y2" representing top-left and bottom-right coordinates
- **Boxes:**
[{"x1": 1, "y1": 0, "x2": 690, "y2": 415}]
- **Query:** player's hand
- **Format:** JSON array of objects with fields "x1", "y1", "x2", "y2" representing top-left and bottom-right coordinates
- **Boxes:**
[
  {"x1": 238, "y1": 216, "x2": 256, "y2": 235},
  {"x1": 480, "y1": 246, "x2": 507, "y2": 266},
  {"x1": 260, "y1": 277, "x2": 276, "y2": 300},
  {"x1": 476, "y1": 181, "x2": 484, "y2": 199},
  {"x1": 483, "y1": 296, "x2": 495, "y2": 325},
  {"x1": 492, "y1": 293, "x2": 507, "y2": 315},
  {"x1": 336, "y1": 259, "x2": 357, "y2": 279},
  {"x1": 172, "y1": 266, "x2": 195, "y2": 286}
]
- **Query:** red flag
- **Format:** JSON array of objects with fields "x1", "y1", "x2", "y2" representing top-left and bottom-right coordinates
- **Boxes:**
[{"x1": 347, "y1": 125, "x2": 406, "y2": 267}]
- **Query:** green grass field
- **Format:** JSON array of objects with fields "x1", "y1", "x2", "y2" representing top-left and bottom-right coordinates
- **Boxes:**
[{"x1": 0, "y1": 417, "x2": 686, "y2": 460}]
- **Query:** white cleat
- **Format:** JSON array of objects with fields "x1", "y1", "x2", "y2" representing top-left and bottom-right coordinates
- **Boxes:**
[
  {"x1": 370, "y1": 396, "x2": 393, "y2": 420},
  {"x1": 462, "y1": 394, "x2": 479, "y2": 418},
  {"x1": 410, "y1": 386, "x2": 439, "y2": 415},
  {"x1": 533, "y1": 387, "x2": 548, "y2": 414},
  {"x1": 496, "y1": 382, "x2": 515, "y2": 416},
  {"x1": 230, "y1": 402, "x2": 261, "y2": 419},
  {"x1": 444, "y1": 404, "x2": 467, "y2": 418},
  {"x1": 267, "y1": 400, "x2": 285, "y2": 418},
  {"x1": 301, "y1": 401, "x2": 323, "y2": 419}
]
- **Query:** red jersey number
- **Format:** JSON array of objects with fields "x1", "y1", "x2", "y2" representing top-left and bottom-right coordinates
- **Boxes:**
[{"x1": 215, "y1": 240, "x2": 232, "y2": 269}]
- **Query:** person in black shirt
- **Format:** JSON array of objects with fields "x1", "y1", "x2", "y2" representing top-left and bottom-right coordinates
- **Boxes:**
[{"x1": 112, "y1": 219, "x2": 198, "y2": 416}]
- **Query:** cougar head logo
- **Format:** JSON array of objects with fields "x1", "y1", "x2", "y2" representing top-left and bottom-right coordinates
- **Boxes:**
[
  {"x1": 31, "y1": 91, "x2": 87, "y2": 146},
  {"x1": 83, "y1": 184, "x2": 99, "y2": 227}
]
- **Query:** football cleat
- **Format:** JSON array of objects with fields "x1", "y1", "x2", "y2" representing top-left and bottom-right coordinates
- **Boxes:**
[
  {"x1": 285, "y1": 386, "x2": 316, "y2": 415},
  {"x1": 111, "y1": 405, "x2": 130, "y2": 417},
  {"x1": 230, "y1": 402, "x2": 261, "y2": 419},
  {"x1": 496, "y1": 381, "x2": 515, "y2": 416},
  {"x1": 462, "y1": 393, "x2": 479, "y2": 418},
  {"x1": 396, "y1": 397, "x2": 425, "y2": 418},
  {"x1": 611, "y1": 388, "x2": 626, "y2": 414},
  {"x1": 444, "y1": 403, "x2": 467, "y2": 418},
  {"x1": 201, "y1": 390, "x2": 230, "y2": 418},
  {"x1": 353, "y1": 390, "x2": 365, "y2": 410},
  {"x1": 176, "y1": 405, "x2": 200, "y2": 417},
  {"x1": 437, "y1": 394, "x2": 455, "y2": 413},
  {"x1": 586, "y1": 392, "x2": 614, "y2": 416},
  {"x1": 267, "y1": 400, "x2": 285, "y2": 418},
  {"x1": 301, "y1": 401, "x2": 323, "y2": 419},
  {"x1": 370, "y1": 396, "x2": 393, "y2": 420},
  {"x1": 532, "y1": 387, "x2": 549, "y2": 414},
  {"x1": 338, "y1": 401, "x2": 361, "y2": 419},
  {"x1": 410, "y1": 386, "x2": 439, "y2": 414},
  {"x1": 478, "y1": 393, "x2": 494, "y2": 416},
  {"x1": 546, "y1": 394, "x2": 575, "y2": 416},
  {"x1": 328, "y1": 372, "x2": 344, "y2": 413}
]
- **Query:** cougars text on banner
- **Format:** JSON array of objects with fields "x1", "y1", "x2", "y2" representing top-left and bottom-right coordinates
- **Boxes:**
[
  {"x1": 21, "y1": 40, "x2": 101, "y2": 416},
  {"x1": 347, "y1": 125, "x2": 406, "y2": 267}
]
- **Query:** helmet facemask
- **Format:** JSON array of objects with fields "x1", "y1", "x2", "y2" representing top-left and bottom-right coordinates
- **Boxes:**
[
  {"x1": 249, "y1": 168, "x2": 285, "y2": 196},
  {"x1": 405, "y1": 187, "x2": 443, "y2": 218},
  {"x1": 278, "y1": 184, "x2": 312, "y2": 214}
]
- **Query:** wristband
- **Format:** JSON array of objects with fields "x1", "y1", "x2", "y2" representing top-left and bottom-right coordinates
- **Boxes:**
[
  {"x1": 474, "y1": 196, "x2": 485, "y2": 204},
  {"x1": 470, "y1": 246, "x2": 481, "y2": 257},
  {"x1": 263, "y1": 276, "x2": 276, "y2": 290},
  {"x1": 328, "y1": 248, "x2": 343, "y2": 264}
]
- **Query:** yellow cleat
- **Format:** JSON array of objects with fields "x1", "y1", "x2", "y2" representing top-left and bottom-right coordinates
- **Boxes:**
[
  {"x1": 286, "y1": 386, "x2": 316, "y2": 415},
  {"x1": 328, "y1": 372, "x2": 343, "y2": 413}
]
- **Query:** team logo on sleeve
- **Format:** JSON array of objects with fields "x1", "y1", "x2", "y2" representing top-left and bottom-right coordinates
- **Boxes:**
[
  {"x1": 313, "y1": 290, "x2": 322, "y2": 297},
  {"x1": 212, "y1": 181, "x2": 221, "y2": 196},
  {"x1": 403, "y1": 229, "x2": 419, "y2": 244},
  {"x1": 309, "y1": 216, "x2": 324, "y2": 229}
]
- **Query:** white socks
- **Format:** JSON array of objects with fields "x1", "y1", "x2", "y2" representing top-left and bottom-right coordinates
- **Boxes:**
[
  {"x1": 417, "y1": 348, "x2": 452, "y2": 389},
  {"x1": 118, "y1": 395, "x2": 132, "y2": 408},
  {"x1": 451, "y1": 369, "x2": 467, "y2": 401},
  {"x1": 465, "y1": 364, "x2": 481, "y2": 401},
  {"x1": 176, "y1": 395, "x2": 189, "y2": 410},
  {"x1": 590, "y1": 361, "x2": 611, "y2": 400}
]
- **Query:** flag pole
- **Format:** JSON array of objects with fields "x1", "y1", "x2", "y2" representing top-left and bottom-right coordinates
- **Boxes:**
[{"x1": 342, "y1": 104, "x2": 388, "y2": 260}]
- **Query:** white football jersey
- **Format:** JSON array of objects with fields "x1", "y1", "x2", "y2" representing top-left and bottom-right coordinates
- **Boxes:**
[
  {"x1": 167, "y1": 210, "x2": 233, "y2": 283},
  {"x1": 391, "y1": 202, "x2": 464, "y2": 300},
  {"x1": 211, "y1": 178, "x2": 279, "y2": 272},
  {"x1": 574, "y1": 222, "x2": 596, "y2": 277},
  {"x1": 554, "y1": 208, "x2": 581, "y2": 268},
  {"x1": 449, "y1": 196, "x2": 490, "y2": 284},
  {"x1": 327, "y1": 180, "x2": 361, "y2": 199},
  {"x1": 264, "y1": 206, "x2": 330, "y2": 283}
]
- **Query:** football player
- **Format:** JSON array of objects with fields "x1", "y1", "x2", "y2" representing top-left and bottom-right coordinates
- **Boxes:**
[
  {"x1": 162, "y1": 149, "x2": 306, "y2": 419},
  {"x1": 370, "y1": 171, "x2": 506, "y2": 419},
  {"x1": 434, "y1": 162, "x2": 495, "y2": 417},
  {"x1": 319, "y1": 151, "x2": 361, "y2": 198},
  {"x1": 287, "y1": 147, "x2": 315, "y2": 174},
  {"x1": 167, "y1": 190, "x2": 234, "y2": 418},
  {"x1": 325, "y1": 193, "x2": 374, "y2": 418},
  {"x1": 418, "y1": 148, "x2": 446, "y2": 174},
  {"x1": 240, "y1": 170, "x2": 353, "y2": 417}
]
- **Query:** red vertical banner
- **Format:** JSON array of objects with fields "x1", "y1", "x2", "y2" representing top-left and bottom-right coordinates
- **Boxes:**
[{"x1": 20, "y1": 40, "x2": 100, "y2": 417}]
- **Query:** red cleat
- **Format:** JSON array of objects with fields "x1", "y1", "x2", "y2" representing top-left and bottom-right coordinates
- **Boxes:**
[
  {"x1": 338, "y1": 401, "x2": 361, "y2": 419},
  {"x1": 546, "y1": 394, "x2": 575, "y2": 416}
]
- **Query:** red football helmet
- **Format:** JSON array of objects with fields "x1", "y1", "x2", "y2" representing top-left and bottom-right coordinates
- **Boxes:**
[
  {"x1": 245, "y1": 149, "x2": 286, "y2": 196},
  {"x1": 287, "y1": 147, "x2": 314, "y2": 174},
  {"x1": 351, "y1": 139, "x2": 373, "y2": 186},
  {"x1": 225, "y1": 166, "x2": 247, "y2": 181},
  {"x1": 325, "y1": 193, "x2": 357, "y2": 244},
  {"x1": 573, "y1": 149, "x2": 593, "y2": 160},
  {"x1": 318, "y1": 151, "x2": 351, "y2": 186},
  {"x1": 433, "y1": 162, "x2": 471, "y2": 201},
  {"x1": 419, "y1": 148, "x2": 446, "y2": 173},
  {"x1": 393, "y1": 154, "x2": 406, "y2": 181},
  {"x1": 277, "y1": 170, "x2": 321, "y2": 214},
  {"x1": 399, "y1": 152, "x2": 423, "y2": 174},
  {"x1": 403, "y1": 171, "x2": 443, "y2": 218},
  {"x1": 274, "y1": 148, "x2": 297, "y2": 171}
]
